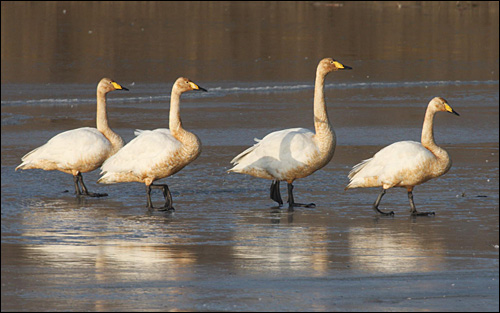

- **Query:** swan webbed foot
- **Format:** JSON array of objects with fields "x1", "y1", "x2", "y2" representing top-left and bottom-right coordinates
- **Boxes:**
[
  {"x1": 286, "y1": 183, "x2": 315, "y2": 209},
  {"x1": 372, "y1": 189, "x2": 393, "y2": 215},
  {"x1": 407, "y1": 191, "x2": 434, "y2": 216},
  {"x1": 289, "y1": 202, "x2": 316, "y2": 208},
  {"x1": 82, "y1": 192, "x2": 108, "y2": 198},
  {"x1": 157, "y1": 205, "x2": 175, "y2": 212},
  {"x1": 372, "y1": 206, "x2": 395, "y2": 216},
  {"x1": 411, "y1": 211, "x2": 435, "y2": 216},
  {"x1": 145, "y1": 203, "x2": 175, "y2": 211}
]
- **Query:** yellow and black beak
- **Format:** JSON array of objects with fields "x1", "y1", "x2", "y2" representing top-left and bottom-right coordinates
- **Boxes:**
[
  {"x1": 188, "y1": 81, "x2": 207, "y2": 92},
  {"x1": 111, "y1": 81, "x2": 129, "y2": 91},
  {"x1": 333, "y1": 60, "x2": 352, "y2": 70},
  {"x1": 445, "y1": 103, "x2": 460, "y2": 116}
]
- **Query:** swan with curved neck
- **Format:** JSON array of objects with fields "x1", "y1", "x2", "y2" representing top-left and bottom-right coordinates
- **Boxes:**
[
  {"x1": 16, "y1": 77, "x2": 128, "y2": 197},
  {"x1": 346, "y1": 97, "x2": 460, "y2": 216},
  {"x1": 98, "y1": 77, "x2": 206, "y2": 210},
  {"x1": 229, "y1": 57, "x2": 352, "y2": 208}
]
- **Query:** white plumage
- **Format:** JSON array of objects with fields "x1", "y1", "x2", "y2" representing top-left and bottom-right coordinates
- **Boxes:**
[
  {"x1": 230, "y1": 128, "x2": 319, "y2": 181},
  {"x1": 99, "y1": 128, "x2": 183, "y2": 184},
  {"x1": 16, "y1": 78, "x2": 128, "y2": 197},
  {"x1": 229, "y1": 58, "x2": 352, "y2": 208},
  {"x1": 18, "y1": 127, "x2": 114, "y2": 174},
  {"x1": 346, "y1": 97, "x2": 460, "y2": 216},
  {"x1": 347, "y1": 141, "x2": 437, "y2": 189},
  {"x1": 98, "y1": 77, "x2": 206, "y2": 210}
]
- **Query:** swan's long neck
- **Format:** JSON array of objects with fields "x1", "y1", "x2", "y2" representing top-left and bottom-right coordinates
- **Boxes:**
[
  {"x1": 96, "y1": 89, "x2": 124, "y2": 154},
  {"x1": 313, "y1": 70, "x2": 335, "y2": 156},
  {"x1": 421, "y1": 107, "x2": 440, "y2": 153},
  {"x1": 169, "y1": 89, "x2": 201, "y2": 157},
  {"x1": 421, "y1": 106, "x2": 451, "y2": 173},
  {"x1": 169, "y1": 89, "x2": 185, "y2": 135}
]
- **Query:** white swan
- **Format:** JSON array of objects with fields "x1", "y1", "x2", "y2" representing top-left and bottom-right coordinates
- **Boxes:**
[
  {"x1": 98, "y1": 77, "x2": 206, "y2": 210},
  {"x1": 345, "y1": 97, "x2": 460, "y2": 216},
  {"x1": 16, "y1": 78, "x2": 128, "y2": 197},
  {"x1": 229, "y1": 58, "x2": 352, "y2": 208}
]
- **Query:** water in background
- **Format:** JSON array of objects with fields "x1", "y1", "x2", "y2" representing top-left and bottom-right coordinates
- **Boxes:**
[
  {"x1": 1, "y1": 2, "x2": 499, "y2": 312},
  {"x1": 1, "y1": 1, "x2": 498, "y2": 84}
]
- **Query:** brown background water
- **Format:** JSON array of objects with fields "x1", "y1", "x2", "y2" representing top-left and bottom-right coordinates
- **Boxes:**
[
  {"x1": 1, "y1": 1, "x2": 499, "y2": 312},
  {"x1": 2, "y1": 1, "x2": 499, "y2": 84}
]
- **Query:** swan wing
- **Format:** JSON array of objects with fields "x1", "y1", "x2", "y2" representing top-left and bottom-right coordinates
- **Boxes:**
[
  {"x1": 347, "y1": 141, "x2": 435, "y2": 188},
  {"x1": 99, "y1": 128, "x2": 181, "y2": 182},
  {"x1": 134, "y1": 129, "x2": 146, "y2": 136},
  {"x1": 229, "y1": 128, "x2": 318, "y2": 180},
  {"x1": 16, "y1": 127, "x2": 111, "y2": 172}
]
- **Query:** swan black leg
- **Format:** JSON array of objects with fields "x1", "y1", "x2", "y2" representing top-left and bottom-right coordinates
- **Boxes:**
[
  {"x1": 146, "y1": 184, "x2": 175, "y2": 211},
  {"x1": 73, "y1": 174, "x2": 82, "y2": 195},
  {"x1": 408, "y1": 191, "x2": 435, "y2": 216},
  {"x1": 159, "y1": 184, "x2": 175, "y2": 211},
  {"x1": 372, "y1": 189, "x2": 394, "y2": 216},
  {"x1": 287, "y1": 182, "x2": 315, "y2": 208},
  {"x1": 270, "y1": 180, "x2": 283, "y2": 206},
  {"x1": 74, "y1": 173, "x2": 107, "y2": 197},
  {"x1": 146, "y1": 184, "x2": 154, "y2": 209}
]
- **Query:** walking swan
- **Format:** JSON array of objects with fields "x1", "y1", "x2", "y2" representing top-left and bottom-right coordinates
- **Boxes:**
[
  {"x1": 229, "y1": 58, "x2": 352, "y2": 208},
  {"x1": 345, "y1": 97, "x2": 460, "y2": 216},
  {"x1": 16, "y1": 78, "x2": 128, "y2": 197},
  {"x1": 98, "y1": 77, "x2": 206, "y2": 210}
]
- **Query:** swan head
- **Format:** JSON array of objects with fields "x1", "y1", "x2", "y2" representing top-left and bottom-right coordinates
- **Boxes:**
[
  {"x1": 318, "y1": 58, "x2": 352, "y2": 75},
  {"x1": 430, "y1": 97, "x2": 460, "y2": 116},
  {"x1": 173, "y1": 77, "x2": 208, "y2": 93},
  {"x1": 98, "y1": 78, "x2": 129, "y2": 93}
]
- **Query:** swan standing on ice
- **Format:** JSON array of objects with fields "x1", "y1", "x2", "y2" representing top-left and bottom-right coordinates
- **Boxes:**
[
  {"x1": 98, "y1": 77, "x2": 206, "y2": 211},
  {"x1": 229, "y1": 58, "x2": 352, "y2": 208},
  {"x1": 16, "y1": 78, "x2": 128, "y2": 197},
  {"x1": 345, "y1": 97, "x2": 460, "y2": 216}
]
